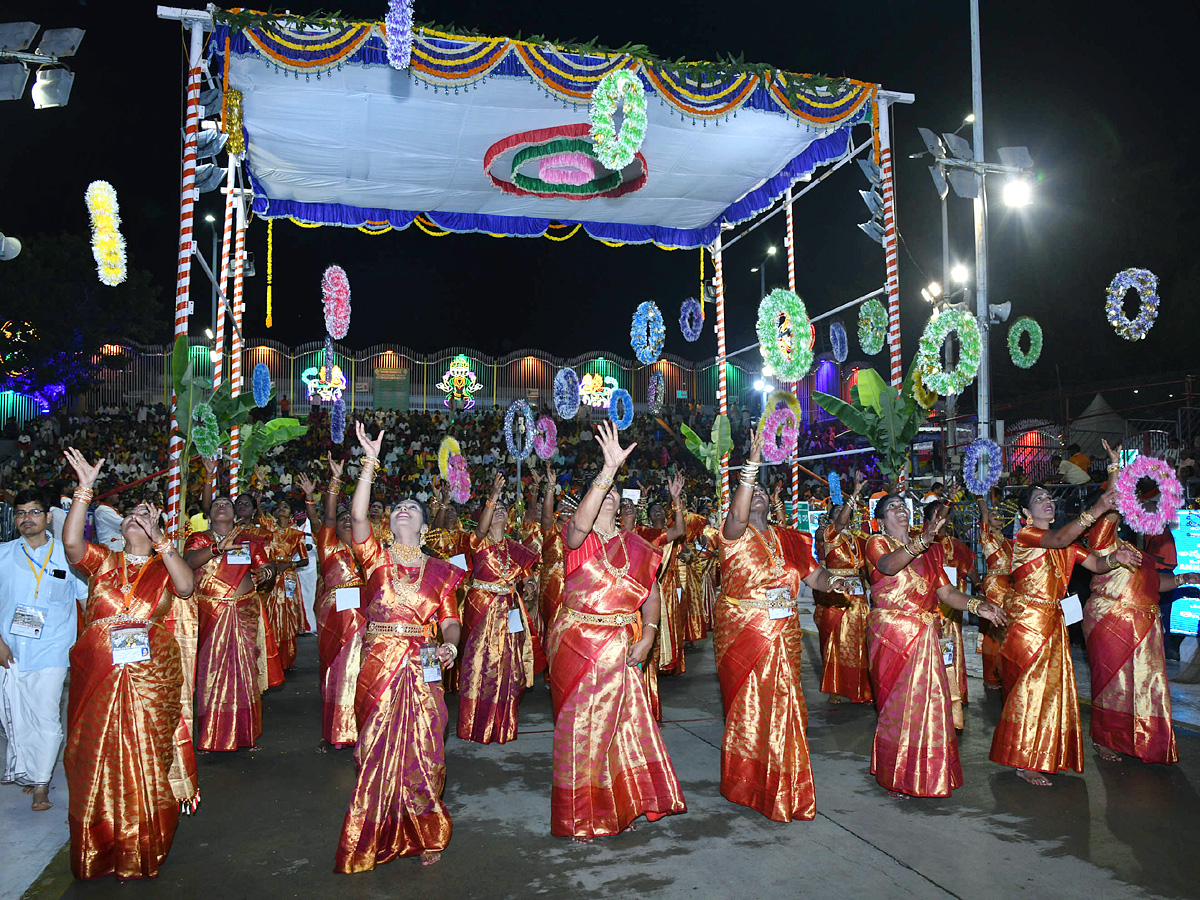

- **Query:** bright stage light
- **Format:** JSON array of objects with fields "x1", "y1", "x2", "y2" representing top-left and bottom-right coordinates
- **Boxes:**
[
  {"x1": 951, "y1": 264, "x2": 969, "y2": 284},
  {"x1": 1003, "y1": 178, "x2": 1032, "y2": 208}
]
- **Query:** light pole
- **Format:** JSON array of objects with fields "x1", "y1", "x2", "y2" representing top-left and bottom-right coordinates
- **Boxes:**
[
  {"x1": 749, "y1": 245, "x2": 777, "y2": 299},
  {"x1": 204, "y1": 214, "x2": 219, "y2": 359}
]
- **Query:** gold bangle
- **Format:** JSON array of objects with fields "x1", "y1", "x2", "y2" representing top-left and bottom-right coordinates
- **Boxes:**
[
  {"x1": 1076, "y1": 510, "x2": 1096, "y2": 529},
  {"x1": 967, "y1": 597, "x2": 981, "y2": 615},
  {"x1": 444, "y1": 642, "x2": 458, "y2": 661},
  {"x1": 592, "y1": 472, "x2": 614, "y2": 492},
  {"x1": 643, "y1": 622, "x2": 659, "y2": 631},
  {"x1": 154, "y1": 539, "x2": 173, "y2": 555}
]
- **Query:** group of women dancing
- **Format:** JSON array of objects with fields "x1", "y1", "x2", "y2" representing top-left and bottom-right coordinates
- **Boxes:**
[{"x1": 50, "y1": 427, "x2": 1194, "y2": 880}]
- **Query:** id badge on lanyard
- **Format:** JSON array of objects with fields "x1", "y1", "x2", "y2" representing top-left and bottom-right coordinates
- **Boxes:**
[
  {"x1": 111, "y1": 624, "x2": 151, "y2": 666},
  {"x1": 11, "y1": 605, "x2": 46, "y2": 639},
  {"x1": 507, "y1": 604, "x2": 525, "y2": 634},
  {"x1": 226, "y1": 544, "x2": 253, "y2": 566},
  {"x1": 765, "y1": 587, "x2": 796, "y2": 620},
  {"x1": 940, "y1": 635, "x2": 955, "y2": 666},
  {"x1": 420, "y1": 642, "x2": 443, "y2": 683}
]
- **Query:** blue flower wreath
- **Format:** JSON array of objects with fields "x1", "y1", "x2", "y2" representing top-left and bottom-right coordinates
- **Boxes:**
[
  {"x1": 679, "y1": 297, "x2": 703, "y2": 342},
  {"x1": 631, "y1": 301, "x2": 666, "y2": 365},
  {"x1": 647, "y1": 370, "x2": 665, "y2": 414},
  {"x1": 504, "y1": 399, "x2": 536, "y2": 460},
  {"x1": 609, "y1": 388, "x2": 634, "y2": 430},
  {"x1": 963, "y1": 438, "x2": 1002, "y2": 496},
  {"x1": 252, "y1": 362, "x2": 271, "y2": 408},
  {"x1": 830, "y1": 321, "x2": 848, "y2": 363},
  {"x1": 553, "y1": 367, "x2": 580, "y2": 419},
  {"x1": 331, "y1": 397, "x2": 346, "y2": 445}
]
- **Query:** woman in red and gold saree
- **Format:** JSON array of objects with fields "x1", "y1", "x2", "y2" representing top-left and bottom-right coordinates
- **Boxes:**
[
  {"x1": 1085, "y1": 508, "x2": 1196, "y2": 763},
  {"x1": 867, "y1": 496, "x2": 1006, "y2": 798},
  {"x1": 548, "y1": 421, "x2": 686, "y2": 842},
  {"x1": 183, "y1": 496, "x2": 279, "y2": 752},
  {"x1": 537, "y1": 465, "x2": 569, "y2": 647},
  {"x1": 990, "y1": 483, "x2": 1137, "y2": 786},
  {"x1": 812, "y1": 474, "x2": 872, "y2": 705},
  {"x1": 261, "y1": 501, "x2": 309, "y2": 672},
  {"x1": 976, "y1": 498, "x2": 1012, "y2": 690},
  {"x1": 300, "y1": 462, "x2": 366, "y2": 748},
  {"x1": 335, "y1": 422, "x2": 464, "y2": 870},
  {"x1": 456, "y1": 473, "x2": 540, "y2": 744},
  {"x1": 926, "y1": 500, "x2": 975, "y2": 729},
  {"x1": 716, "y1": 433, "x2": 857, "y2": 821},
  {"x1": 681, "y1": 518, "x2": 719, "y2": 642},
  {"x1": 60, "y1": 450, "x2": 195, "y2": 880},
  {"x1": 635, "y1": 476, "x2": 690, "y2": 676}
]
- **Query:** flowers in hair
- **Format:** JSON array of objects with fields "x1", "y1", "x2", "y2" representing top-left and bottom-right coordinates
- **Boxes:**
[
  {"x1": 85, "y1": 181, "x2": 127, "y2": 286},
  {"x1": 534, "y1": 415, "x2": 558, "y2": 460},
  {"x1": 322, "y1": 266, "x2": 351, "y2": 339}
]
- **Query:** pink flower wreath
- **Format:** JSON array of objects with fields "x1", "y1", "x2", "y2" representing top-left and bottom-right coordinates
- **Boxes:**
[
  {"x1": 1114, "y1": 454, "x2": 1183, "y2": 534},
  {"x1": 760, "y1": 407, "x2": 798, "y2": 464}
]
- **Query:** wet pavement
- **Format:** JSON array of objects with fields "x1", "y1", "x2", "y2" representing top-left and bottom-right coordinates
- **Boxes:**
[{"x1": 14, "y1": 627, "x2": 1200, "y2": 900}]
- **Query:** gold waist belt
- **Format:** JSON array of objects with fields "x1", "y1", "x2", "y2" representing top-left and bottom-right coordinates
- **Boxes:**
[
  {"x1": 825, "y1": 568, "x2": 861, "y2": 577},
  {"x1": 1096, "y1": 593, "x2": 1160, "y2": 616},
  {"x1": 329, "y1": 581, "x2": 363, "y2": 592},
  {"x1": 985, "y1": 571, "x2": 1010, "y2": 578},
  {"x1": 726, "y1": 595, "x2": 797, "y2": 610},
  {"x1": 92, "y1": 614, "x2": 153, "y2": 627},
  {"x1": 469, "y1": 579, "x2": 514, "y2": 594},
  {"x1": 1018, "y1": 596, "x2": 1062, "y2": 610},
  {"x1": 562, "y1": 606, "x2": 638, "y2": 627},
  {"x1": 365, "y1": 622, "x2": 425, "y2": 637}
]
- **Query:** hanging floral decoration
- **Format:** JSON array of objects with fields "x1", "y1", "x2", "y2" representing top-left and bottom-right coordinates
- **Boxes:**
[
  {"x1": 553, "y1": 367, "x2": 581, "y2": 419},
  {"x1": 609, "y1": 388, "x2": 634, "y2": 430},
  {"x1": 192, "y1": 403, "x2": 220, "y2": 459},
  {"x1": 84, "y1": 180, "x2": 127, "y2": 287},
  {"x1": 828, "y1": 472, "x2": 843, "y2": 507},
  {"x1": 331, "y1": 397, "x2": 346, "y2": 444},
  {"x1": 252, "y1": 362, "x2": 272, "y2": 408},
  {"x1": 1115, "y1": 454, "x2": 1183, "y2": 534},
  {"x1": 1007, "y1": 316, "x2": 1043, "y2": 368},
  {"x1": 679, "y1": 297, "x2": 704, "y2": 342},
  {"x1": 630, "y1": 301, "x2": 666, "y2": 365},
  {"x1": 647, "y1": 370, "x2": 665, "y2": 414},
  {"x1": 760, "y1": 406, "x2": 798, "y2": 464},
  {"x1": 757, "y1": 289, "x2": 813, "y2": 381},
  {"x1": 321, "y1": 265, "x2": 351, "y2": 339},
  {"x1": 589, "y1": 69, "x2": 648, "y2": 172},
  {"x1": 963, "y1": 438, "x2": 1003, "y2": 496},
  {"x1": 756, "y1": 390, "x2": 801, "y2": 441},
  {"x1": 438, "y1": 436, "x2": 461, "y2": 479},
  {"x1": 504, "y1": 400, "x2": 536, "y2": 460},
  {"x1": 534, "y1": 415, "x2": 558, "y2": 461},
  {"x1": 384, "y1": 0, "x2": 415, "y2": 70},
  {"x1": 830, "y1": 320, "x2": 848, "y2": 363},
  {"x1": 913, "y1": 364, "x2": 938, "y2": 410},
  {"x1": 447, "y1": 453, "x2": 472, "y2": 504},
  {"x1": 1105, "y1": 268, "x2": 1160, "y2": 341},
  {"x1": 915, "y1": 309, "x2": 982, "y2": 395},
  {"x1": 858, "y1": 298, "x2": 886, "y2": 356}
]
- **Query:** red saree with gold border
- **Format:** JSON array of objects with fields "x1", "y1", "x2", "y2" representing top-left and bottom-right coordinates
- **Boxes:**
[
  {"x1": 66, "y1": 544, "x2": 183, "y2": 880},
  {"x1": 334, "y1": 533, "x2": 464, "y2": 872},
  {"x1": 865, "y1": 535, "x2": 961, "y2": 797},
  {"x1": 813, "y1": 524, "x2": 873, "y2": 703},
  {"x1": 978, "y1": 524, "x2": 1012, "y2": 689},
  {"x1": 262, "y1": 524, "x2": 308, "y2": 671},
  {"x1": 989, "y1": 527, "x2": 1087, "y2": 774},
  {"x1": 456, "y1": 534, "x2": 539, "y2": 744},
  {"x1": 715, "y1": 524, "x2": 819, "y2": 820},
  {"x1": 1084, "y1": 516, "x2": 1177, "y2": 763},
  {"x1": 315, "y1": 525, "x2": 365, "y2": 747},
  {"x1": 682, "y1": 525, "x2": 718, "y2": 642},
  {"x1": 546, "y1": 528, "x2": 685, "y2": 838}
]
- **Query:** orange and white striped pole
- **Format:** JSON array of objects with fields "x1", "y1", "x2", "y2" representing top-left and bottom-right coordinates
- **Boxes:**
[
  {"x1": 786, "y1": 187, "x2": 800, "y2": 527},
  {"x1": 229, "y1": 197, "x2": 246, "y2": 497},
  {"x1": 877, "y1": 97, "x2": 903, "y2": 390},
  {"x1": 714, "y1": 236, "x2": 730, "y2": 518},
  {"x1": 166, "y1": 25, "x2": 205, "y2": 542}
]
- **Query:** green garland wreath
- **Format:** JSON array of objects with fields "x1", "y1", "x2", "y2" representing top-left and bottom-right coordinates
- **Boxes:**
[
  {"x1": 193, "y1": 403, "x2": 221, "y2": 460},
  {"x1": 757, "y1": 288, "x2": 813, "y2": 381},
  {"x1": 858, "y1": 298, "x2": 886, "y2": 356},
  {"x1": 1007, "y1": 316, "x2": 1042, "y2": 368},
  {"x1": 915, "y1": 309, "x2": 982, "y2": 395},
  {"x1": 589, "y1": 70, "x2": 648, "y2": 172}
]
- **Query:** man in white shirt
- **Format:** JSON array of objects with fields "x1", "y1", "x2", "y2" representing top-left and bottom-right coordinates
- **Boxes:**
[{"x1": 0, "y1": 488, "x2": 86, "y2": 812}]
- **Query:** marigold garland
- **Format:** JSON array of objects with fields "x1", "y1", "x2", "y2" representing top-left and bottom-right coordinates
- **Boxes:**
[
  {"x1": 631, "y1": 301, "x2": 666, "y2": 365},
  {"x1": 756, "y1": 289, "x2": 813, "y2": 381},
  {"x1": 534, "y1": 415, "x2": 558, "y2": 461},
  {"x1": 589, "y1": 69, "x2": 648, "y2": 172},
  {"x1": 504, "y1": 400, "x2": 536, "y2": 460},
  {"x1": 609, "y1": 388, "x2": 634, "y2": 430},
  {"x1": 384, "y1": 0, "x2": 414, "y2": 69},
  {"x1": 963, "y1": 438, "x2": 1002, "y2": 495},
  {"x1": 760, "y1": 407, "x2": 798, "y2": 464},
  {"x1": 647, "y1": 370, "x2": 665, "y2": 414},
  {"x1": 679, "y1": 297, "x2": 704, "y2": 342},
  {"x1": 252, "y1": 362, "x2": 271, "y2": 408},
  {"x1": 438, "y1": 436, "x2": 461, "y2": 479},
  {"x1": 84, "y1": 181, "x2": 127, "y2": 287},
  {"x1": 830, "y1": 320, "x2": 848, "y2": 363},
  {"x1": 321, "y1": 265, "x2": 351, "y2": 339},
  {"x1": 1115, "y1": 455, "x2": 1183, "y2": 535},
  {"x1": 1105, "y1": 268, "x2": 1160, "y2": 341},
  {"x1": 915, "y1": 309, "x2": 982, "y2": 396},
  {"x1": 193, "y1": 403, "x2": 220, "y2": 459},
  {"x1": 448, "y1": 453, "x2": 472, "y2": 504},
  {"x1": 858, "y1": 298, "x2": 886, "y2": 356},
  {"x1": 553, "y1": 367, "x2": 581, "y2": 419},
  {"x1": 1007, "y1": 316, "x2": 1042, "y2": 368}
]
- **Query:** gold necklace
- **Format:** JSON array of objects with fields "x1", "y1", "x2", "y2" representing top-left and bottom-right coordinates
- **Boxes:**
[
  {"x1": 488, "y1": 536, "x2": 517, "y2": 582},
  {"x1": 752, "y1": 525, "x2": 786, "y2": 582},
  {"x1": 597, "y1": 532, "x2": 631, "y2": 580},
  {"x1": 387, "y1": 549, "x2": 427, "y2": 602},
  {"x1": 392, "y1": 543, "x2": 423, "y2": 565}
]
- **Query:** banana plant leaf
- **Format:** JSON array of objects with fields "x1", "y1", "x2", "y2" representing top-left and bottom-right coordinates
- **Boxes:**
[{"x1": 238, "y1": 418, "x2": 307, "y2": 475}]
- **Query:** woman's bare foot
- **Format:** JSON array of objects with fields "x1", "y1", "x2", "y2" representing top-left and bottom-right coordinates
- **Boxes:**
[
  {"x1": 571, "y1": 836, "x2": 594, "y2": 844},
  {"x1": 315, "y1": 742, "x2": 330, "y2": 754},
  {"x1": 827, "y1": 694, "x2": 845, "y2": 705},
  {"x1": 30, "y1": 786, "x2": 52, "y2": 811},
  {"x1": 887, "y1": 790, "x2": 909, "y2": 800},
  {"x1": 1093, "y1": 742, "x2": 1122, "y2": 762},
  {"x1": 1016, "y1": 768, "x2": 1052, "y2": 787},
  {"x1": 246, "y1": 745, "x2": 260, "y2": 754},
  {"x1": 420, "y1": 852, "x2": 441, "y2": 866}
]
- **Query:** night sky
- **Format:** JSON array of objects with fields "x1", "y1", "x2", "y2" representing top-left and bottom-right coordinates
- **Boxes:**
[{"x1": 3, "y1": 0, "x2": 1197, "y2": 411}]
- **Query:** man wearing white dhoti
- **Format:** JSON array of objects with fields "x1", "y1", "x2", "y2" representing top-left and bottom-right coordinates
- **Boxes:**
[{"x1": 0, "y1": 488, "x2": 85, "y2": 812}]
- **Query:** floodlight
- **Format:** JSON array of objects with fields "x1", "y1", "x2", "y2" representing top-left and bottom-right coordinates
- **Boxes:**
[
  {"x1": 767, "y1": 246, "x2": 777, "y2": 256},
  {"x1": 753, "y1": 379, "x2": 765, "y2": 391},
  {"x1": 205, "y1": 328, "x2": 214, "y2": 339},
  {"x1": 941, "y1": 132, "x2": 972, "y2": 160},
  {"x1": 35, "y1": 27, "x2": 84, "y2": 58},
  {"x1": 195, "y1": 164, "x2": 228, "y2": 193},
  {"x1": 204, "y1": 213, "x2": 216, "y2": 223},
  {"x1": 857, "y1": 157, "x2": 881, "y2": 187},
  {"x1": 0, "y1": 22, "x2": 38, "y2": 52},
  {"x1": 210, "y1": 350, "x2": 221, "y2": 362},
  {"x1": 951, "y1": 264, "x2": 970, "y2": 284},
  {"x1": 917, "y1": 127, "x2": 946, "y2": 159},
  {"x1": 0, "y1": 62, "x2": 29, "y2": 101},
  {"x1": 762, "y1": 365, "x2": 775, "y2": 377},
  {"x1": 30, "y1": 67, "x2": 74, "y2": 109},
  {"x1": 1002, "y1": 178, "x2": 1032, "y2": 208},
  {"x1": 859, "y1": 189, "x2": 884, "y2": 219},
  {"x1": 947, "y1": 168, "x2": 979, "y2": 200},
  {"x1": 198, "y1": 86, "x2": 222, "y2": 119},
  {"x1": 997, "y1": 146, "x2": 1033, "y2": 170},
  {"x1": 988, "y1": 302, "x2": 1012, "y2": 323},
  {"x1": 964, "y1": 113, "x2": 976, "y2": 124},
  {"x1": 0, "y1": 233, "x2": 21, "y2": 261},
  {"x1": 858, "y1": 220, "x2": 885, "y2": 245},
  {"x1": 749, "y1": 266, "x2": 759, "y2": 274},
  {"x1": 195, "y1": 128, "x2": 228, "y2": 160},
  {"x1": 928, "y1": 165, "x2": 948, "y2": 201},
  {"x1": 927, "y1": 282, "x2": 942, "y2": 298}
]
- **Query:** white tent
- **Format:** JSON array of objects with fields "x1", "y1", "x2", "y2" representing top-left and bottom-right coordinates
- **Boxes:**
[{"x1": 1070, "y1": 393, "x2": 1125, "y2": 459}]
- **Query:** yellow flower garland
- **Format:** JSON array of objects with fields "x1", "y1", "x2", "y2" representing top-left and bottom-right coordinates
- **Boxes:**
[{"x1": 84, "y1": 181, "x2": 127, "y2": 287}]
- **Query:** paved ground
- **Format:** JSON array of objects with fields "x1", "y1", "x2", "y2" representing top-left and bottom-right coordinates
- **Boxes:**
[{"x1": 9, "y1": 621, "x2": 1200, "y2": 900}]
